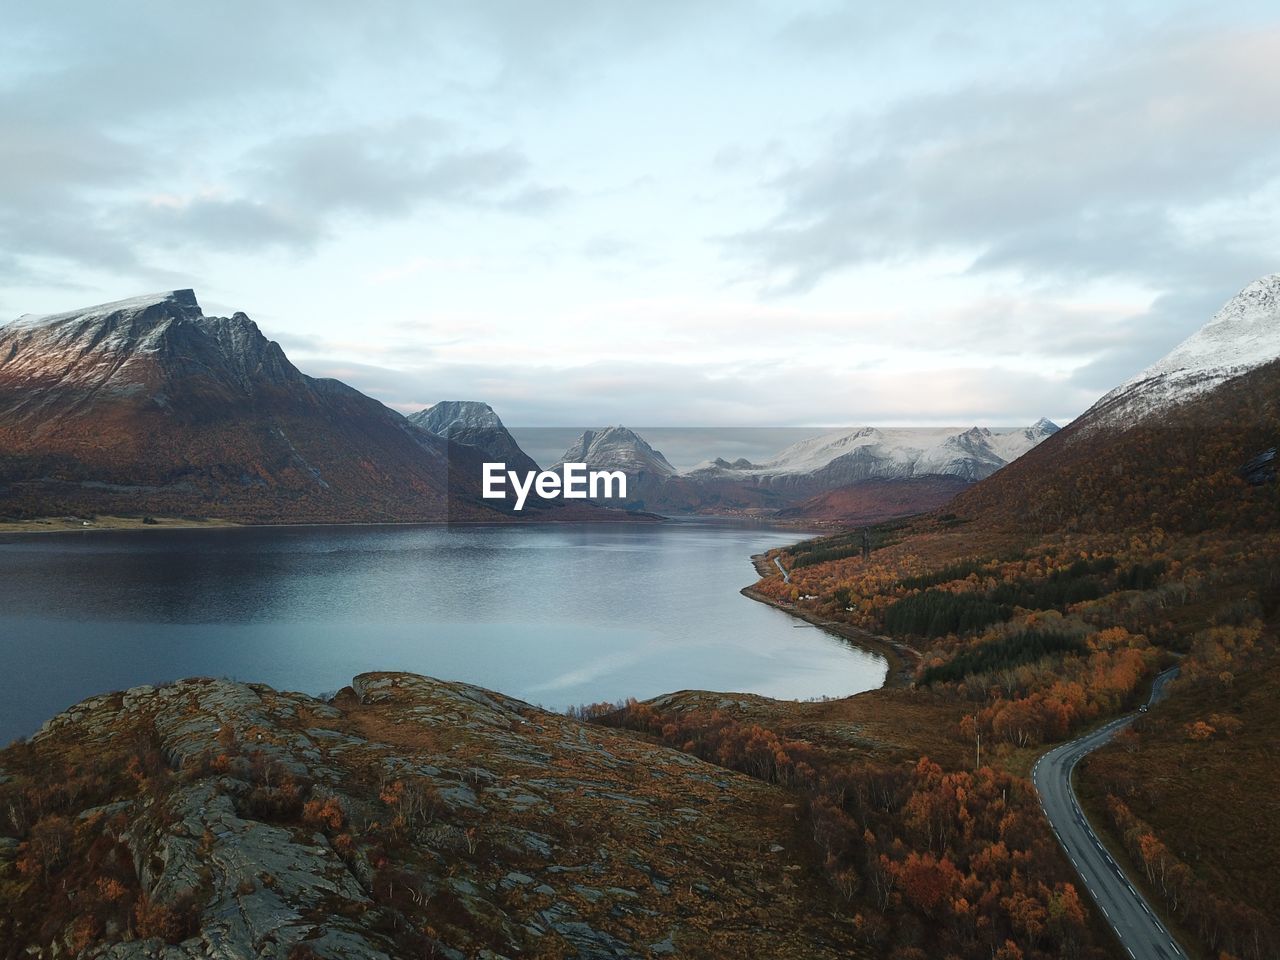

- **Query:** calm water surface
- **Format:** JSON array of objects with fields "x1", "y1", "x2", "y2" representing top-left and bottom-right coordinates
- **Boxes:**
[{"x1": 0, "y1": 521, "x2": 886, "y2": 742}]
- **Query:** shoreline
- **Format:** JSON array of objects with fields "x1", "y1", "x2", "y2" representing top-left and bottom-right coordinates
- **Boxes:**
[
  {"x1": 0, "y1": 510, "x2": 819, "y2": 539},
  {"x1": 0, "y1": 515, "x2": 241, "y2": 535},
  {"x1": 743, "y1": 551, "x2": 919, "y2": 689},
  {"x1": 0, "y1": 511, "x2": 665, "y2": 537}
]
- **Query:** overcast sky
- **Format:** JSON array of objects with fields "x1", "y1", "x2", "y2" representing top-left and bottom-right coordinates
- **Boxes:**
[{"x1": 3, "y1": 1, "x2": 1278, "y2": 427}]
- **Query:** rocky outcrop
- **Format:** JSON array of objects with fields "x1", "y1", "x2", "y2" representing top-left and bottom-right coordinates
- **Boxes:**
[
  {"x1": 0, "y1": 674, "x2": 859, "y2": 959},
  {"x1": 1239, "y1": 446, "x2": 1276, "y2": 485}
]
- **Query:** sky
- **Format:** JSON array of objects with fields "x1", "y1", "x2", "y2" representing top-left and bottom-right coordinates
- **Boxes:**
[{"x1": 2, "y1": 1, "x2": 1279, "y2": 428}]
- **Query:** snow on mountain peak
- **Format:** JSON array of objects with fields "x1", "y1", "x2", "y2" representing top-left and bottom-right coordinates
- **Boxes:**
[
  {"x1": 688, "y1": 423, "x2": 1053, "y2": 483},
  {"x1": 554, "y1": 426, "x2": 677, "y2": 476},
  {"x1": 415, "y1": 400, "x2": 504, "y2": 433},
  {"x1": 1084, "y1": 274, "x2": 1280, "y2": 428},
  {"x1": 406, "y1": 401, "x2": 538, "y2": 471},
  {"x1": 1, "y1": 290, "x2": 302, "y2": 394},
  {"x1": 10, "y1": 289, "x2": 203, "y2": 329}
]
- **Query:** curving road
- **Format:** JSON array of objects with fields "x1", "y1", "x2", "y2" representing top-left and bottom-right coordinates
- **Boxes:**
[{"x1": 1031, "y1": 667, "x2": 1187, "y2": 960}]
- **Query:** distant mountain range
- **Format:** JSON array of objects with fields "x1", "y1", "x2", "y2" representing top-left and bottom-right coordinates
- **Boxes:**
[
  {"x1": 6, "y1": 275, "x2": 1275, "y2": 527},
  {"x1": 539, "y1": 421, "x2": 1058, "y2": 519}
]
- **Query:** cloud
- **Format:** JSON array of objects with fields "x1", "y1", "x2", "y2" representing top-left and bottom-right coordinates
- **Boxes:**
[
  {"x1": 0, "y1": 118, "x2": 153, "y2": 278},
  {"x1": 134, "y1": 195, "x2": 319, "y2": 253},
  {"x1": 247, "y1": 119, "x2": 547, "y2": 219},
  {"x1": 119, "y1": 120, "x2": 562, "y2": 255},
  {"x1": 297, "y1": 352, "x2": 1090, "y2": 430},
  {"x1": 727, "y1": 27, "x2": 1280, "y2": 295}
]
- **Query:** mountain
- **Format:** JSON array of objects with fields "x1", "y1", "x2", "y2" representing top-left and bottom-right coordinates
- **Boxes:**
[
  {"x1": 538, "y1": 422, "x2": 1056, "y2": 520},
  {"x1": 0, "y1": 291, "x2": 505, "y2": 523},
  {"x1": 408, "y1": 400, "x2": 539, "y2": 473},
  {"x1": 1080, "y1": 274, "x2": 1280, "y2": 430},
  {"x1": 689, "y1": 421, "x2": 1059, "y2": 492},
  {"x1": 548, "y1": 426, "x2": 687, "y2": 512},
  {"x1": 553, "y1": 426, "x2": 678, "y2": 478},
  {"x1": 952, "y1": 275, "x2": 1280, "y2": 532},
  {"x1": 678, "y1": 421, "x2": 1057, "y2": 521}
]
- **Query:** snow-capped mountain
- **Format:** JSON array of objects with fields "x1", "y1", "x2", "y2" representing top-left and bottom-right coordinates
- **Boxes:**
[
  {"x1": 1, "y1": 289, "x2": 305, "y2": 402},
  {"x1": 408, "y1": 400, "x2": 538, "y2": 473},
  {"x1": 554, "y1": 426, "x2": 678, "y2": 477},
  {"x1": 688, "y1": 421, "x2": 1059, "y2": 489},
  {"x1": 0, "y1": 290, "x2": 504, "y2": 522},
  {"x1": 1082, "y1": 274, "x2": 1280, "y2": 429}
]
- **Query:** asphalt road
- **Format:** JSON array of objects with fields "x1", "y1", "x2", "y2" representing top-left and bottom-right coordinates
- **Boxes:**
[
  {"x1": 1031, "y1": 667, "x2": 1187, "y2": 960},
  {"x1": 774, "y1": 556, "x2": 791, "y2": 583}
]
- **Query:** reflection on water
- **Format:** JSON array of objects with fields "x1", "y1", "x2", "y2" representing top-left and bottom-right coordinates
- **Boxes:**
[{"x1": 0, "y1": 521, "x2": 886, "y2": 742}]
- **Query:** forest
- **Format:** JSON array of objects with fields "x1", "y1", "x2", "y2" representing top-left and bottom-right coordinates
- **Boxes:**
[{"x1": 598, "y1": 700, "x2": 1099, "y2": 960}]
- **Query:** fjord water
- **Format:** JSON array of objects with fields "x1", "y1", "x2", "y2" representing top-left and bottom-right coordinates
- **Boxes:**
[{"x1": 0, "y1": 522, "x2": 885, "y2": 742}]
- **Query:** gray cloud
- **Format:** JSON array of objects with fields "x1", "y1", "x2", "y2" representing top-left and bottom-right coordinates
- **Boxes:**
[
  {"x1": 133, "y1": 198, "x2": 319, "y2": 254},
  {"x1": 248, "y1": 120, "x2": 542, "y2": 218},
  {"x1": 728, "y1": 27, "x2": 1280, "y2": 295},
  {"x1": 121, "y1": 121, "x2": 560, "y2": 255},
  {"x1": 0, "y1": 4, "x2": 582, "y2": 280}
]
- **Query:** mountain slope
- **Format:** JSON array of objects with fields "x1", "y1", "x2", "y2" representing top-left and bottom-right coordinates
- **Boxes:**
[
  {"x1": 408, "y1": 400, "x2": 539, "y2": 474},
  {"x1": 1080, "y1": 274, "x2": 1280, "y2": 430},
  {"x1": 0, "y1": 291, "x2": 500, "y2": 523},
  {"x1": 950, "y1": 277, "x2": 1280, "y2": 534},
  {"x1": 774, "y1": 475, "x2": 971, "y2": 523}
]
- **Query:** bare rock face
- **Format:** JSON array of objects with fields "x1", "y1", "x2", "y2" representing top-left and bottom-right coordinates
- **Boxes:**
[
  {"x1": 1239, "y1": 446, "x2": 1276, "y2": 486},
  {"x1": 0, "y1": 673, "x2": 858, "y2": 959}
]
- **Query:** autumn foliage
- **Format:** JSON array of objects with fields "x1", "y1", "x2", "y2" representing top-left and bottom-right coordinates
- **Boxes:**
[{"x1": 602, "y1": 703, "x2": 1099, "y2": 959}]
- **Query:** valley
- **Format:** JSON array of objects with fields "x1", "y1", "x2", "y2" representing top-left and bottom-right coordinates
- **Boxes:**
[{"x1": 0, "y1": 276, "x2": 1277, "y2": 960}]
